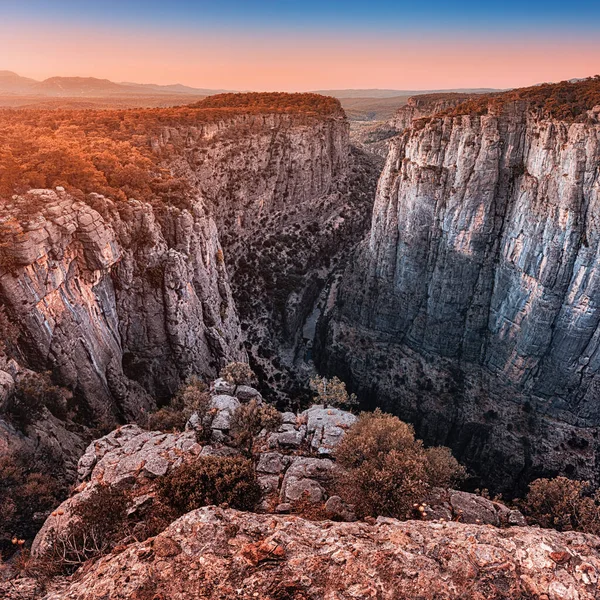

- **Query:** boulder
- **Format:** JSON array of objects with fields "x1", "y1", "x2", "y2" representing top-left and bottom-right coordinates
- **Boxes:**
[
  {"x1": 280, "y1": 456, "x2": 336, "y2": 504},
  {"x1": 234, "y1": 385, "x2": 262, "y2": 402},
  {"x1": 302, "y1": 405, "x2": 357, "y2": 455}
]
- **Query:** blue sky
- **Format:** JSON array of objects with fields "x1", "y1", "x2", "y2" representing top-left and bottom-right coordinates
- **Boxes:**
[{"x1": 4, "y1": 0, "x2": 600, "y2": 32}]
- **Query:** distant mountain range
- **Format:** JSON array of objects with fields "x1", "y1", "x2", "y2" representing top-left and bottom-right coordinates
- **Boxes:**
[
  {"x1": 0, "y1": 71, "x2": 502, "y2": 100},
  {"x1": 0, "y1": 71, "x2": 230, "y2": 97}
]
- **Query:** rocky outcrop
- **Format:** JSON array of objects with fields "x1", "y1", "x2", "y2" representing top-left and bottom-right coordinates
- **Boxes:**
[
  {"x1": 391, "y1": 93, "x2": 479, "y2": 132},
  {"x1": 318, "y1": 99, "x2": 600, "y2": 492},
  {"x1": 41, "y1": 506, "x2": 600, "y2": 600}
]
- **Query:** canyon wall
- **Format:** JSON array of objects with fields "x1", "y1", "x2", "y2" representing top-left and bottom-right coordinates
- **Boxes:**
[
  {"x1": 318, "y1": 101, "x2": 600, "y2": 492},
  {"x1": 0, "y1": 109, "x2": 352, "y2": 420}
]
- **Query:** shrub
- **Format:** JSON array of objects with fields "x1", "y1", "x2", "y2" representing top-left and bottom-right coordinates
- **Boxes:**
[
  {"x1": 334, "y1": 409, "x2": 464, "y2": 519},
  {"x1": 229, "y1": 399, "x2": 282, "y2": 455},
  {"x1": 522, "y1": 477, "x2": 600, "y2": 534},
  {"x1": 156, "y1": 456, "x2": 261, "y2": 516},
  {"x1": 424, "y1": 446, "x2": 467, "y2": 488},
  {"x1": 5, "y1": 372, "x2": 70, "y2": 429},
  {"x1": 0, "y1": 447, "x2": 62, "y2": 558},
  {"x1": 309, "y1": 376, "x2": 358, "y2": 410},
  {"x1": 0, "y1": 306, "x2": 18, "y2": 357},
  {"x1": 145, "y1": 376, "x2": 214, "y2": 440},
  {"x1": 220, "y1": 362, "x2": 256, "y2": 388},
  {"x1": 48, "y1": 484, "x2": 130, "y2": 573},
  {"x1": 145, "y1": 407, "x2": 188, "y2": 432}
]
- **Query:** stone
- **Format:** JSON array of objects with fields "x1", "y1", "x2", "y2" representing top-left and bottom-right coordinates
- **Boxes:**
[
  {"x1": 234, "y1": 385, "x2": 262, "y2": 402},
  {"x1": 325, "y1": 495, "x2": 356, "y2": 521},
  {"x1": 208, "y1": 394, "x2": 240, "y2": 431},
  {"x1": 280, "y1": 456, "x2": 336, "y2": 503},
  {"x1": 449, "y1": 491, "x2": 499, "y2": 526},
  {"x1": 40, "y1": 507, "x2": 600, "y2": 600},
  {"x1": 302, "y1": 405, "x2": 357, "y2": 455},
  {"x1": 211, "y1": 378, "x2": 235, "y2": 396}
]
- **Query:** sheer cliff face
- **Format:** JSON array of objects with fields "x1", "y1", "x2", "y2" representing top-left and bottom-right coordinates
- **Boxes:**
[
  {"x1": 319, "y1": 102, "x2": 600, "y2": 492},
  {"x1": 0, "y1": 110, "x2": 351, "y2": 420},
  {"x1": 0, "y1": 190, "x2": 244, "y2": 420}
]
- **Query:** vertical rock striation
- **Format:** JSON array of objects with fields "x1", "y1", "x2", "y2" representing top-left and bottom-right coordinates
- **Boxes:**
[{"x1": 318, "y1": 100, "x2": 600, "y2": 492}]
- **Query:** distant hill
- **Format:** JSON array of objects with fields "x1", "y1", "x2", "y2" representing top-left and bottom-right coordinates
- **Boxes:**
[
  {"x1": 0, "y1": 71, "x2": 229, "y2": 100},
  {"x1": 33, "y1": 76, "x2": 128, "y2": 96},
  {"x1": 314, "y1": 88, "x2": 500, "y2": 99},
  {"x1": 120, "y1": 81, "x2": 231, "y2": 95},
  {"x1": 0, "y1": 70, "x2": 37, "y2": 94}
]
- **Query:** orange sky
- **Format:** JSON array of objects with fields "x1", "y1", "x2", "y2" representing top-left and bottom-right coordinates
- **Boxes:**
[{"x1": 2, "y1": 23, "x2": 599, "y2": 91}]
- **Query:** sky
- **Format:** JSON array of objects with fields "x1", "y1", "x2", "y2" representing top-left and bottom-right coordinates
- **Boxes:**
[{"x1": 1, "y1": 0, "x2": 600, "y2": 91}]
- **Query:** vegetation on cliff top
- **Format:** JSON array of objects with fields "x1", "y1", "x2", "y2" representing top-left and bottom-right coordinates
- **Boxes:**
[
  {"x1": 0, "y1": 92, "x2": 342, "y2": 208},
  {"x1": 438, "y1": 76, "x2": 600, "y2": 121}
]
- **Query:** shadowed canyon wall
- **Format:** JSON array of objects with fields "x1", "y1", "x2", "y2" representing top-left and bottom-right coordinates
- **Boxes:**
[{"x1": 318, "y1": 100, "x2": 600, "y2": 493}]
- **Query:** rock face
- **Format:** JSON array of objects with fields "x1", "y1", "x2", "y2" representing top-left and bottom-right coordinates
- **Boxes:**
[
  {"x1": 318, "y1": 99, "x2": 600, "y2": 492},
  {"x1": 43, "y1": 506, "x2": 600, "y2": 600},
  {"x1": 0, "y1": 106, "x2": 357, "y2": 420},
  {"x1": 0, "y1": 189, "x2": 244, "y2": 420},
  {"x1": 391, "y1": 93, "x2": 479, "y2": 132}
]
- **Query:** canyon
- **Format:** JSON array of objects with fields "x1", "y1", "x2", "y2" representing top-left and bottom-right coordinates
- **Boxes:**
[
  {"x1": 2, "y1": 85, "x2": 600, "y2": 494},
  {"x1": 3, "y1": 79, "x2": 600, "y2": 597}
]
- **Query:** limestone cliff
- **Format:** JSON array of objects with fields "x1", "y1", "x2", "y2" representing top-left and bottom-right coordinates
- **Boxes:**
[
  {"x1": 318, "y1": 96, "x2": 600, "y2": 493},
  {"x1": 391, "y1": 93, "x2": 479, "y2": 132},
  {"x1": 0, "y1": 104, "x2": 355, "y2": 421},
  {"x1": 0, "y1": 189, "x2": 243, "y2": 421}
]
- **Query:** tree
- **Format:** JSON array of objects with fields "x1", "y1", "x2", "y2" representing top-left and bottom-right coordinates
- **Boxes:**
[{"x1": 309, "y1": 376, "x2": 358, "y2": 410}]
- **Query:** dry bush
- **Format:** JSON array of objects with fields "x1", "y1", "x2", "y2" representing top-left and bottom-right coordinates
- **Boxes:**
[
  {"x1": 0, "y1": 306, "x2": 19, "y2": 357},
  {"x1": 424, "y1": 446, "x2": 467, "y2": 488},
  {"x1": 144, "y1": 376, "x2": 213, "y2": 439},
  {"x1": 0, "y1": 447, "x2": 62, "y2": 559},
  {"x1": 145, "y1": 407, "x2": 188, "y2": 432},
  {"x1": 309, "y1": 376, "x2": 358, "y2": 410},
  {"x1": 5, "y1": 372, "x2": 70, "y2": 430},
  {"x1": 522, "y1": 476, "x2": 600, "y2": 534},
  {"x1": 229, "y1": 399, "x2": 282, "y2": 455},
  {"x1": 220, "y1": 362, "x2": 256, "y2": 388},
  {"x1": 290, "y1": 491, "x2": 329, "y2": 521},
  {"x1": 47, "y1": 484, "x2": 130, "y2": 573},
  {"x1": 156, "y1": 456, "x2": 261, "y2": 516},
  {"x1": 334, "y1": 409, "x2": 464, "y2": 520}
]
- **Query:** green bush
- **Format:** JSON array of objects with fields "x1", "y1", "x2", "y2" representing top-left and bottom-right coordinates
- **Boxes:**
[{"x1": 156, "y1": 456, "x2": 261, "y2": 516}]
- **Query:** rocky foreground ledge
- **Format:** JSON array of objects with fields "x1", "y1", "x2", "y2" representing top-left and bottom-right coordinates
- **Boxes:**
[{"x1": 25, "y1": 506, "x2": 598, "y2": 599}]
